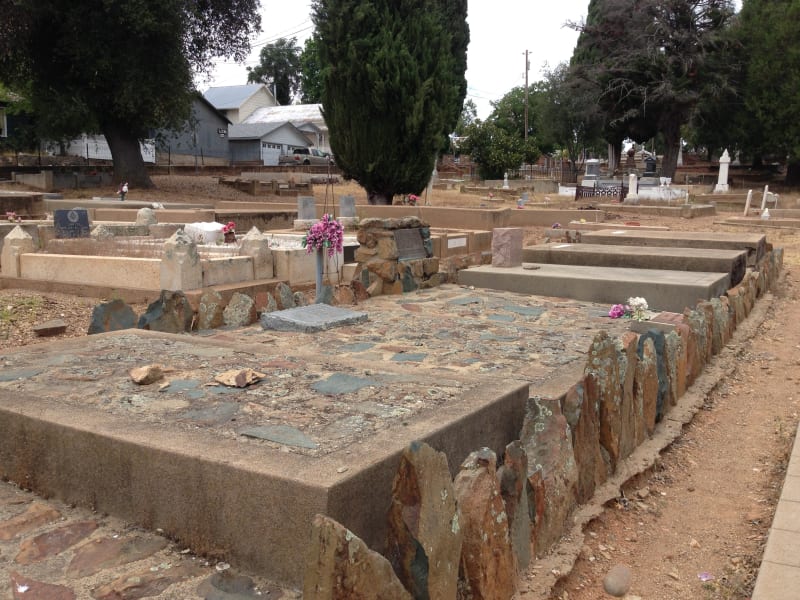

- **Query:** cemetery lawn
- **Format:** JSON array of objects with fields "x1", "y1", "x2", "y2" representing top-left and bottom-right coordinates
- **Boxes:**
[{"x1": 2, "y1": 175, "x2": 800, "y2": 599}]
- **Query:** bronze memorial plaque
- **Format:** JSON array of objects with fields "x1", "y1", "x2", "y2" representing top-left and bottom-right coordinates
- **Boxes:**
[{"x1": 393, "y1": 228, "x2": 427, "y2": 260}]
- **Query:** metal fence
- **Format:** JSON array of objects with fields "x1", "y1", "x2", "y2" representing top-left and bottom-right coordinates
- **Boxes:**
[
  {"x1": 574, "y1": 184, "x2": 629, "y2": 203},
  {"x1": 511, "y1": 163, "x2": 581, "y2": 184}
]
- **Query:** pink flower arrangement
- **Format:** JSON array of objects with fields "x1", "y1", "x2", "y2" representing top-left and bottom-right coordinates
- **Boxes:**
[
  {"x1": 222, "y1": 221, "x2": 236, "y2": 234},
  {"x1": 408, "y1": 194, "x2": 419, "y2": 206},
  {"x1": 608, "y1": 303, "x2": 628, "y2": 319},
  {"x1": 302, "y1": 213, "x2": 344, "y2": 257},
  {"x1": 608, "y1": 297, "x2": 649, "y2": 321}
]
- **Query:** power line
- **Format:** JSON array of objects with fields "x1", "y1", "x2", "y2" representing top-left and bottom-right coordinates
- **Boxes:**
[{"x1": 251, "y1": 22, "x2": 313, "y2": 49}]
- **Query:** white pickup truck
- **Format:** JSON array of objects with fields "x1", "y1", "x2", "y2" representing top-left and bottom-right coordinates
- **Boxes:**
[{"x1": 278, "y1": 148, "x2": 333, "y2": 166}]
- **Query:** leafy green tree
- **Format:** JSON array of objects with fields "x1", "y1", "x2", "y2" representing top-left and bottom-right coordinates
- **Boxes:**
[
  {"x1": 247, "y1": 37, "x2": 302, "y2": 105},
  {"x1": 538, "y1": 63, "x2": 604, "y2": 167},
  {"x1": 454, "y1": 98, "x2": 478, "y2": 137},
  {"x1": 299, "y1": 36, "x2": 323, "y2": 104},
  {"x1": 569, "y1": 0, "x2": 736, "y2": 178},
  {"x1": 490, "y1": 86, "x2": 537, "y2": 142},
  {"x1": 459, "y1": 119, "x2": 539, "y2": 181},
  {"x1": 0, "y1": 85, "x2": 38, "y2": 154},
  {"x1": 737, "y1": 0, "x2": 800, "y2": 183},
  {"x1": 0, "y1": 0, "x2": 260, "y2": 187},
  {"x1": 313, "y1": 0, "x2": 469, "y2": 204}
]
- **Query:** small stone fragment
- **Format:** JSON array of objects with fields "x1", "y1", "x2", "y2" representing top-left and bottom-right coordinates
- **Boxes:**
[
  {"x1": 129, "y1": 365, "x2": 164, "y2": 385},
  {"x1": 32, "y1": 318, "x2": 67, "y2": 337},
  {"x1": 214, "y1": 368, "x2": 265, "y2": 388},
  {"x1": 603, "y1": 564, "x2": 632, "y2": 597}
]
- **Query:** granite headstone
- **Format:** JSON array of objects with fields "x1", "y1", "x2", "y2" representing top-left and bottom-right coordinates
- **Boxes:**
[{"x1": 54, "y1": 208, "x2": 90, "y2": 239}]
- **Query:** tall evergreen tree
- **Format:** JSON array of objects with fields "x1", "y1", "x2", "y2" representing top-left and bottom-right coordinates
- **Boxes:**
[
  {"x1": 312, "y1": 0, "x2": 469, "y2": 204},
  {"x1": 0, "y1": 0, "x2": 260, "y2": 187},
  {"x1": 737, "y1": 0, "x2": 800, "y2": 183},
  {"x1": 247, "y1": 37, "x2": 302, "y2": 105}
]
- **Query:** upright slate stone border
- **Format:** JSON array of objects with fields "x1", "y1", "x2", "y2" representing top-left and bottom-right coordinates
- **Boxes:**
[{"x1": 302, "y1": 246, "x2": 784, "y2": 599}]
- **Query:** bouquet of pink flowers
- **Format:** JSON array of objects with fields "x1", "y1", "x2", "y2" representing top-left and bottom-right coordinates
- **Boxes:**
[
  {"x1": 302, "y1": 213, "x2": 343, "y2": 257},
  {"x1": 222, "y1": 221, "x2": 236, "y2": 234},
  {"x1": 608, "y1": 297, "x2": 649, "y2": 321}
]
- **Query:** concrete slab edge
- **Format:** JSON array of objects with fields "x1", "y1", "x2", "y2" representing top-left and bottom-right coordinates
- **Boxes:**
[{"x1": 752, "y1": 415, "x2": 800, "y2": 598}]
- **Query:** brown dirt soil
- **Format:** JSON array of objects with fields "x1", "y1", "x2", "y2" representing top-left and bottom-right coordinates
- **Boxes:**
[{"x1": 1, "y1": 175, "x2": 799, "y2": 599}]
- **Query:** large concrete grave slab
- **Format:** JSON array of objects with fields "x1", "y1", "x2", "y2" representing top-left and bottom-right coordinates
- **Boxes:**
[
  {"x1": 458, "y1": 263, "x2": 730, "y2": 313},
  {"x1": 580, "y1": 229, "x2": 766, "y2": 265},
  {"x1": 0, "y1": 285, "x2": 634, "y2": 586},
  {"x1": 523, "y1": 243, "x2": 747, "y2": 286}
]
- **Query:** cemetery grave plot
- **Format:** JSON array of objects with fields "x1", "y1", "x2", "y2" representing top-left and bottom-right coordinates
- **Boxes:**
[{"x1": 0, "y1": 285, "x2": 633, "y2": 457}]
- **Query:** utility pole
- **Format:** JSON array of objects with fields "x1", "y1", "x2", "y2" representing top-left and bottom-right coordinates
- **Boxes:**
[{"x1": 524, "y1": 49, "x2": 530, "y2": 144}]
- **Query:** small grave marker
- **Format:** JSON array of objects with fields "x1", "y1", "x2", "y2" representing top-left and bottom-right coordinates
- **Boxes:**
[
  {"x1": 339, "y1": 195, "x2": 356, "y2": 218},
  {"x1": 54, "y1": 208, "x2": 90, "y2": 238},
  {"x1": 297, "y1": 196, "x2": 316, "y2": 221},
  {"x1": 394, "y1": 228, "x2": 427, "y2": 260}
]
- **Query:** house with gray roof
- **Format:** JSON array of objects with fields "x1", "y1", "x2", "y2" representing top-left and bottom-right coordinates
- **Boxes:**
[
  {"x1": 203, "y1": 84, "x2": 278, "y2": 124},
  {"x1": 228, "y1": 121, "x2": 312, "y2": 165},
  {"x1": 242, "y1": 104, "x2": 330, "y2": 154},
  {"x1": 155, "y1": 95, "x2": 231, "y2": 166}
]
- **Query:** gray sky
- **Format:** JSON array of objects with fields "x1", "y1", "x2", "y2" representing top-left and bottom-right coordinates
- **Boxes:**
[
  {"x1": 201, "y1": 0, "x2": 588, "y2": 119},
  {"x1": 202, "y1": 1, "x2": 741, "y2": 119}
]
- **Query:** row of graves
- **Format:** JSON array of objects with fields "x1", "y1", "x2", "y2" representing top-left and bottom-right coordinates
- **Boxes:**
[{"x1": 0, "y1": 181, "x2": 787, "y2": 598}]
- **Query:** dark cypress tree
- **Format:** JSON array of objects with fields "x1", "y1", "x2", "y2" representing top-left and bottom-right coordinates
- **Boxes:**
[
  {"x1": 737, "y1": 0, "x2": 800, "y2": 183},
  {"x1": 312, "y1": 0, "x2": 469, "y2": 204}
]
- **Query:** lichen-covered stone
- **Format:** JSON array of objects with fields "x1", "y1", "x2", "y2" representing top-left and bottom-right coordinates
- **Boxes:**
[
  {"x1": 223, "y1": 292, "x2": 257, "y2": 327},
  {"x1": 634, "y1": 337, "x2": 658, "y2": 438},
  {"x1": 520, "y1": 396, "x2": 577, "y2": 556},
  {"x1": 636, "y1": 330, "x2": 668, "y2": 423},
  {"x1": 585, "y1": 331, "x2": 623, "y2": 472},
  {"x1": 454, "y1": 448, "x2": 517, "y2": 600},
  {"x1": 137, "y1": 290, "x2": 193, "y2": 333},
  {"x1": 304, "y1": 514, "x2": 412, "y2": 600},
  {"x1": 386, "y1": 442, "x2": 462, "y2": 600},
  {"x1": 617, "y1": 332, "x2": 639, "y2": 460},
  {"x1": 663, "y1": 330, "x2": 683, "y2": 408},
  {"x1": 562, "y1": 380, "x2": 607, "y2": 504},
  {"x1": 197, "y1": 289, "x2": 225, "y2": 330},
  {"x1": 88, "y1": 299, "x2": 138, "y2": 335},
  {"x1": 496, "y1": 441, "x2": 531, "y2": 570},
  {"x1": 275, "y1": 282, "x2": 295, "y2": 310}
]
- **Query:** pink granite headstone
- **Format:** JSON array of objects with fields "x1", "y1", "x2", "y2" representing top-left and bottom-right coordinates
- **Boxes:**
[{"x1": 491, "y1": 228, "x2": 523, "y2": 267}]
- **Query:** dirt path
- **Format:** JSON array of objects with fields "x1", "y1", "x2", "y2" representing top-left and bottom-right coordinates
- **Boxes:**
[{"x1": 548, "y1": 236, "x2": 800, "y2": 599}]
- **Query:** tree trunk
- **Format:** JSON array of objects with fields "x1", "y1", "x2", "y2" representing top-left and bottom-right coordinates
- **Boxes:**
[
  {"x1": 660, "y1": 119, "x2": 681, "y2": 180},
  {"x1": 103, "y1": 123, "x2": 154, "y2": 188},
  {"x1": 786, "y1": 160, "x2": 800, "y2": 186},
  {"x1": 607, "y1": 142, "x2": 620, "y2": 174},
  {"x1": 367, "y1": 191, "x2": 392, "y2": 205}
]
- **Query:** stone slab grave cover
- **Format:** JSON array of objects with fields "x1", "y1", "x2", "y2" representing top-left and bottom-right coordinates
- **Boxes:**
[
  {"x1": 394, "y1": 228, "x2": 427, "y2": 260},
  {"x1": 261, "y1": 303, "x2": 368, "y2": 333},
  {"x1": 54, "y1": 208, "x2": 90, "y2": 238}
]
